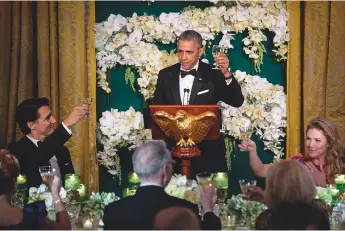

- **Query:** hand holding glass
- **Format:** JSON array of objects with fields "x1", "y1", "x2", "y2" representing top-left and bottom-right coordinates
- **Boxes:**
[
  {"x1": 238, "y1": 179, "x2": 257, "y2": 195},
  {"x1": 196, "y1": 172, "x2": 214, "y2": 188},
  {"x1": 80, "y1": 97, "x2": 92, "y2": 120}
]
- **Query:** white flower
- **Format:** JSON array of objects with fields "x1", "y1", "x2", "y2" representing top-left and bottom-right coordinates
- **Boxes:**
[
  {"x1": 128, "y1": 27, "x2": 143, "y2": 45},
  {"x1": 104, "y1": 14, "x2": 127, "y2": 35},
  {"x1": 271, "y1": 106, "x2": 282, "y2": 125},
  {"x1": 201, "y1": 58, "x2": 209, "y2": 64},
  {"x1": 219, "y1": 32, "x2": 235, "y2": 49},
  {"x1": 159, "y1": 12, "x2": 180, "y2": 24},
  {"x1": 171, "y1": 15, "x2": 192, "y2": 36}
]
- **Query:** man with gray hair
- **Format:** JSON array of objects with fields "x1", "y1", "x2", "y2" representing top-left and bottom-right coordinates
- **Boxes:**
[
  {"x1": 153, "y1": 30, "x2": 244, "y2": 176},
  {"x1": 103, "y1": 140, "x2": 221, "y2": 230}
]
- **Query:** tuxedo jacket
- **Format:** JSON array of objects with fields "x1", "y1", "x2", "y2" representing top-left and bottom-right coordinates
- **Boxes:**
[
  {"x1": 103, "y1": 186, "x2": 221, "y2": 230},
  {"x1": 153, "y1": 61, "x2": 244, "y2": 106},
  {"x1": 8, "y1": 124, "x2": 74, "y2": 188},
  {"x1": 152, "y1": 62, "x2": 244, "y2": 175}
]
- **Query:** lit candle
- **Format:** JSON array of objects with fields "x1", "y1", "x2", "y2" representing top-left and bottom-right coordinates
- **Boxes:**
[
  {"x1": 64, "y1": 174, "x2": 81, "y2": 191},
  {"x1": 128, "y1": 172, "x2": 140, "y2": 184},
  {"x1": 16, "y1": 174, "x2": 27, "y2": 185},
  {"x1": 77, "y1": 184, "x2": 88, "y2": 202},
  {"x1": 83, "y1": 218, "x2": 93, "y2": 229},
  {"x1": 212, "y1": 172, "x2": 228, "y2": 189}
]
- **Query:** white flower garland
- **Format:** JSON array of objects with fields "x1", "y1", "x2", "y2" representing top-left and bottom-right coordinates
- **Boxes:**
[
  {"x1": 97, "y1": 107, "x2": 152, "y2": 177},
  {"x1": 219, "y1": 70, "x2": 286, "y2": 162},
  {"x1": 94, "y1": 1, "x2": 289, "y2": 98}
]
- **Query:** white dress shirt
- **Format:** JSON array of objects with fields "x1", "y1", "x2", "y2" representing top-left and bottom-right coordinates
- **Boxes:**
[
  {"x1": 179, "y1": 62, "x2": 199, "y2": 105},
  {"x1": 179, "y1": 61, "x2": 233, "y2": 105},
  {"x1": 26, "y1": 122, "x2": 72, "y2": 179}
]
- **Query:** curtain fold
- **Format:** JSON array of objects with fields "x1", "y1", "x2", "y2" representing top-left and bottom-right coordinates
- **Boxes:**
[
  {"x1": 0, "y1": 1, "x2": 98, "y2": 193},
  {"x1": 286, "y1": 1, "x2": 345, "y2": 157}
]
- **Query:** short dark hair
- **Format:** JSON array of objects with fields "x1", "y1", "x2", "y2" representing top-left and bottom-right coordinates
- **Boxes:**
[
  {"x1": 178, "y1": 30, "x2": 203, "y2": 48},
  {"x1": 268, "y1": 201, "x2": 330, "y2": 230},
  {"x1": 16, "y1": 97, "x2": 50, "y2": 135}
]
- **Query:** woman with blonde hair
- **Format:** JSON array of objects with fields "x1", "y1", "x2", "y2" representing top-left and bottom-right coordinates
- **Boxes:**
[
  {"x1": 252, "y1": 160, "x2": 329, "y2": 230},
  {"x1": 239, "y1": 118, "x2": 345, "y2": 186},
  {"x1": 0, "y1": 149, "x2": 71, "y2": 229}
]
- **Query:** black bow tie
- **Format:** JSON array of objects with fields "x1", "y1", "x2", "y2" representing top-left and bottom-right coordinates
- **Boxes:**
[{"x1": 180, "y1": 69, "x2": 197, "y2": 78}]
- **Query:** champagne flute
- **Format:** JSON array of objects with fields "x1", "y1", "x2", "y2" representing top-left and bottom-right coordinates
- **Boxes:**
[
  {"x1": 196, "y1": 172, "x2": 214, "y2": 188},
  {"x1": 212, "y1": 45, "x2": 222, "y2": 69},
  {"x1": 80, "y1": 97, "x2": 92, "y2": 120}
]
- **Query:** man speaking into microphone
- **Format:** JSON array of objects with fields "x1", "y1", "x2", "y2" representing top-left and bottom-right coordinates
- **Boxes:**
[{"x1": 153, "y1": 30, "x2": 244, "y2": 176}]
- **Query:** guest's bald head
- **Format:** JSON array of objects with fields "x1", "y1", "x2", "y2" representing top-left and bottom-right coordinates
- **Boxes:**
[{"x1": 153, "y1": 206, "x2": 201, "y2": 230}]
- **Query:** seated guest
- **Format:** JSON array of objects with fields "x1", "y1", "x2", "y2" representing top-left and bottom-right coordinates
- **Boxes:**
[
  {"x1": 103, "y1": 140, "x2": 221, "y2": 230},
  {"x1": 245, "y1": 160, "x2": 328, "y2": 229},
  {"x1": 267, "y1": 202, "x2": 330, "y2": 230},
  {"x1": 8, "y1": 97, "x2": 88, "y2": 188},
  {"x1": 239, "y1": 118, "x2": 345, "y2": 186},
  {"x1": 153, "y1": 206, "x2": 201, "y2": 230},
  {"x1": 0, "y1": 149, "x2": 71, "y2": 229}
]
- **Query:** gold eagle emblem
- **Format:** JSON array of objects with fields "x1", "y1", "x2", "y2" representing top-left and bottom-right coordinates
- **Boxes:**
[{"x1": 152, "y1": 110, "x2": 217, "y2": 147}]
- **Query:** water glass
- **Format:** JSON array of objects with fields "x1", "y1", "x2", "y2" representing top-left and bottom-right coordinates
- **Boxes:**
[{"x1": 334, "y1": 174, "x2": 345, "y2": 192}]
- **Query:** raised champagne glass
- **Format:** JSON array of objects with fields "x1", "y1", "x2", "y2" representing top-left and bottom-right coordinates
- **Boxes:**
[
  {"x1": 240, "y1": 126, "x2": 253, "y2": 141},
  {"x1": 238, "y1": 179, "x2": 257, "y2": 195},
  {"x1": 196, "y1": 172, "x2": 214, "y2": 188},
  {"x1": 212, "y1": 45, "x2": 222, "y2": 69},
  {"x1": 80, "y1": 97, "x2": 92, "y2": 120},
  {"x1": 39, "y1": 166, "x2": 56, "y2": 182}
]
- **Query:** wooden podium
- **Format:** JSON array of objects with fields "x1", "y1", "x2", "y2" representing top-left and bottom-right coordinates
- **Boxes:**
[{"x1": 148, "y1": 105, "x2": 220, "y2": 178}]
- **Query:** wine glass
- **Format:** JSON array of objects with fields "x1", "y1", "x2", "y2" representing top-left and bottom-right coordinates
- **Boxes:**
[
  {"x1": 238, "y1": 179, "x2": 257, "y2": 195},
  {"x1": 66, "y1": 203, "x2": 81, "y2": 229},
  {"x1": 240, "y1": 126, "x2": 253, "y2": 141},
  {"x1": 80, "y1": 97, "x2": 92, "y2": 120},
  {"x1": 39, "y1": 166, "x2": 56, "y2": 182}
]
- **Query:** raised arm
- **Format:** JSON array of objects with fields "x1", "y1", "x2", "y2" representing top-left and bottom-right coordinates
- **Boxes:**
[{"x1": 238, "y1": 140, "x2": 271, "y2": 178}]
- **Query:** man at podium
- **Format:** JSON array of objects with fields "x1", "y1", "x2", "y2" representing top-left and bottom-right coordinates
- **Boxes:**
[{"x1": 153, "y1": 30, "x2": 244, "y2": 177}]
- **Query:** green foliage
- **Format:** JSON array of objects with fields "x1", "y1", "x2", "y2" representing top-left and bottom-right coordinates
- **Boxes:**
[{"x1": 125, "y1": 67, "x2": 136, "y2": 92}]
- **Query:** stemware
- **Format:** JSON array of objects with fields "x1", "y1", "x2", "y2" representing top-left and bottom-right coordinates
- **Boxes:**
[
  {"x1": 238, "y1": 179, "x2": 257, "y2": 195},
  {"x1": 80, "y1": 97, "x2": 92, "y2": 120},
  {"x1": 39, "y1": 166, "x2": 56, "y2": 182},
  {"x1": 196, "y1": 172, "x2": 214, "y2": 188}
]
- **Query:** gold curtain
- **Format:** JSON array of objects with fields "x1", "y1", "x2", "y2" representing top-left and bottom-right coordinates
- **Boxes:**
[
  {"x1": 0, "y1": 1, "x2": 98, "y2": 193},
  {"x1": 287, "y1": 1, "x2": 345, "y2": 158}
]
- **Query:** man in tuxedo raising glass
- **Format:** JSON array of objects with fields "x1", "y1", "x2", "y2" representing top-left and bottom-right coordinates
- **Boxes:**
[
  {"x1": 8, "y1": 97, "x2": 89, "y2": 188},
  {"x1": 153, "y1": 30, "x2": 244, "y2": 176}
]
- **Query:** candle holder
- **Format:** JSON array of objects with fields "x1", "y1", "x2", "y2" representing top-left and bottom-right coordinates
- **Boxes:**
[
  {"x1": 213, "y1": 172, "x2": 229, "y2": 204},
  {"x1": 122, "y1": 187, "x2": 137, "y2": 198},
  {"x1": 77, "y1": 184, "x2": 89, "y2": 202},
  {"x1": 334, "y1": 174, "x2": 345, "y2": 192},
  {"x1": 16, "y1": 174, "x2": 27, "y2": 190},
  {"x1": 65, "y1": 174, "x2": 81, "y2": 191},
  {"x1": 128, "y1": 172, "x2": 140, "y2": 189}
]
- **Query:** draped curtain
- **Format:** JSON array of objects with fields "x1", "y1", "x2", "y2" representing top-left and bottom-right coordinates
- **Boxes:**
[
  {"x1": 0, "y1": 1, "x2": 98, "y2": 193},
  {"x1": 287, "y1": 1, "x2": 345, "y2": 157}
]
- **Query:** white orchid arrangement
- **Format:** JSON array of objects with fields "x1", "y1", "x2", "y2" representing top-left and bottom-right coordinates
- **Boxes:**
[
  {"x1": 219, "y1": 70, "x2": 286, "y2": 165},
  {"x1": 94, "y1": 0, "x2": 289, "y2": 96},
  {"x1": 97, "y1": 107, "x2": 152, "y2": 178},
  {"x1": 84, "y1": 192, "x2": 120, "y2": 215},
  {"x1": 227, "y1": 194, "x2": 267, "y2": 223},
  {"x1": 28, "y1": 184, "x2": 67, "y2": 212},
  {"x1": 165, "y1": 174, "x2": 199, "y2": 204}
]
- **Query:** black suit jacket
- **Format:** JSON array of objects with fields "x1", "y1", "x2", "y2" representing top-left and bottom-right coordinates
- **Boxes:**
[
  {"x1": 153, "y1": 61, "x2": 244, "y2": 106},
  {"x1": 103, "y1": 185, "x2": 221, "y2": 230},
  {"x1": 152, "y1": 62, "x2": 244, "y2": 175},
  {"x1": 8, "y1": 124, "x2": 75, "y2": 188}
]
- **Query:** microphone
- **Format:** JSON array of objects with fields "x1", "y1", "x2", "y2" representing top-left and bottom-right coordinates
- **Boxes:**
[
  {"x1": 183, "y1": 88, "x2": 188, "y2": 105},
  {"x1": 186, "y1": 89, "x2": 190, "y2": 105}
]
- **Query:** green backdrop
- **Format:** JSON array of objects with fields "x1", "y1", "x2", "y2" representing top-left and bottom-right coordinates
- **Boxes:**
[{"x1": 96, "y1": 1, "x2": 286, "y2": 197}]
